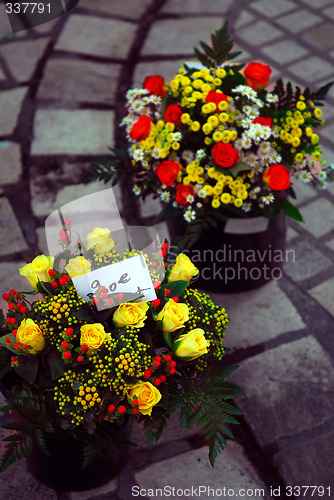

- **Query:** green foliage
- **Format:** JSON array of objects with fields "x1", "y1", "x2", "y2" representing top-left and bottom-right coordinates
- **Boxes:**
[
  {"x1": 281, "y1": 199, "x2": 304, "y2": 222},
  {"x1": 79, "y1": 146, "x2": 131, "y2": 185},
  {"x1": 194, "y1": 22, "x2": 242, "y2": 68},
  {"x1": 273, "y1": 79, "x2": 334, "y2": 110},
  {"x1": 141, "y1": 406, "x2": 169, "y2": 448}
]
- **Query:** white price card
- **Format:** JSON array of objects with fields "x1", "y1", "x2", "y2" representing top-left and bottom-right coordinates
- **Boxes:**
[
  {"x1": 224, "y1": 217, "x2": 269, "y2": 235},
  {"x1": 72, "y1": 254, "x2": 157, "y2": 309}
]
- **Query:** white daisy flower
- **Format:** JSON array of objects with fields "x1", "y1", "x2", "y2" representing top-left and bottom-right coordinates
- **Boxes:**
[
  {"x1": 196, "y1": 149, "x2": 206, "y2": 161},
  {"x1": 184, "y1": 208, "x2": 196, "y2": 222},
  {"x1": 182, "y1": 150, "x2": 195, "y2": 162},
  {"x1": 132, "y1": 185, "x2": 141, "y2": 196},
  {"x1": 318, "y1": 180, "x2": 328, "y2": 189},
  {"x1": 242, "y1": 202, "x2": 252, "y2": 212},
  {"x1": 186, "y1": 194, "x2": 195, "y2": 203},
  {"x1": 152, "y1": 148, "x2": 162, "y2": 159},
  {"x1": 301, "y1": 172, "x2": 312, "y2": 183},
  {"x1": 160, "y1": 191, "x2": 170, "y2": 202},
  {"x1": 266, "y1": 93, "x2": 278, "y2": 103},
  {"x1": 318, "y1": 171, "x2": 327, "y2": 180}
]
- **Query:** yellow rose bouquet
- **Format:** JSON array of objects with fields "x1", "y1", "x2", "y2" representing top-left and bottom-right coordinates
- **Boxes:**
[{"x1": 0, "y1": 225, "x2": 241, "y2": 485}]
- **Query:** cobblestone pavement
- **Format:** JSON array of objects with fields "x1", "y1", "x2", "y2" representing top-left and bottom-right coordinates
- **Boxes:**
[{"x1": 0, "y1": 0, "x2": 334, "y2": 499}]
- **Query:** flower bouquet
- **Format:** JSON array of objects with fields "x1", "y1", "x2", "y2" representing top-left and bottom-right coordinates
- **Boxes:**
[
  {"x1": 0, "y1": 219, "x2": 241, "y2": 490},
  {"x1": 84, "y1": 23, "x2": 333, "y2": 292}
]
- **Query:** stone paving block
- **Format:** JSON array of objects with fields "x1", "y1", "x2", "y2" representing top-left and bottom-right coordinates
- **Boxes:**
[
  {"x1": 250, "y1": 0, "x2": 296, "y2": 17},
  {"x1": 286, "y1": 226, "x2": 299, "y2": 241},
  {"x1": 275, "y1": 10, "x2": 321, "y2": 33},
  {"x1": 234, "y1": 11, "x2": 255, "y2": 29},
  {"x1": 0, "y1": 65, "x2": 6, "y2": 80},
  {"x1": 309, "y1": 277, "x2": 334, "y2": 317},
  {"x1": 133, "y1": 59, "x2": 192, "y2": 87},
  {"x1": 209, "y1": 281, "x2": 305, "y2": 350},
  {"x1": 325, "y1": 238, "x2": 334, "y2": 252},
  {"x1": 287, "y1": 56, "x2": 334, "y2": 83},
  {"x1": 237, "y1": 20, "x2": 283, "y2": 47},
  {"x1": 135, "y1": 442, "x2": 268, "y2": 498},
  {"x1": 70, "y1": 478, "x2": 117, "y2": 500},
  {"x1": 141, "y1": 18, "x2": 223, "y2": 56},
  {"x1": 0, "y1": 38, "x2": 49, "y2": 82},
  {"x1": 37, "y1": 58, "x2": 121, "y2": 104},
  {"x1": 0, "y1": 198, "x2": 28, "y2": 256},
  {"x1": 301, "y1": 23, "x2": 334, "y2": 52},
  {"x1": 31, "y1": 109, "x2": 114, "y2": 155},
  {"x1": 283, "y1": 240, "x2": 332, "y2": 282},
  {"x1": 324, "y1": 5, "x2": 334, "y2": 19},
  {"x1": 0, "y1": 88, "x2": 27, "y2": 136},
  {"x1": 0, "y1": 141, "x2": 22, "y2": 184},
  {"x1": 301, "y1": 0, "x2": 332, "y2": 7},
  {"x1": 273, "y1": 430, "x2": 334, "y2": 497},
  {"x1": 292, "y1": 180, "x2": 316, "y2": 206},
  {"x1": 161, "y1": 0, "x2": 235, "y2": 14},
  {"x1": 320, "y1": 121, "x2": 334, "y2": 144},
  {"x1": 297, "y1": 198, "x2": 334, "y2": 237},
  {"x1": 261, "y1": 40, "x2": 308, "y2": 64},
  {"x1": 78, "y1": 0, "x2": 153, "y2": 19},
  {"x1": 33, "y1": 18, "x2": 59, "y2": 34},
  {"x1": 55, "y1": 15, "x2": 136, "y2": 59},
  {"x1": 231, "y1": 336, "x2": 334, "y2": 447}
]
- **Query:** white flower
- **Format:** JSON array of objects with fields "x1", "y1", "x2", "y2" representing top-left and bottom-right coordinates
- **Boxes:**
[
  {"x1": 152, "y1": 148, "x2": 162, "y2": 159},
  {"x1": 160, "y1": 191, "x2": 170, "y2": 202},
  {"x1": 266, "y1": 93, "x2": 278, "y2": 103},
  {"x1": 196, "y1": 149, "x2": 206, "y2": 161},
  {"x1": 318, "y1": 180, "x2": 327, "y2": 189},
  {"x1": 197, "y1": 188, "x2": 207, "y2": 198},
  {"x1": 243, "y1": 105, "x2": 260, "y2": 118},
  {"x1": 261, "y1": 194, "x2": 274, "y2": 205},
  {"x1": 241, "y1": 135, "x2": 252, "y2": 149},
  {"x1": 132, "y1": 185, "x2": 141, "y2": 196},
  {"x1": 184, "y1": 208, "x2": 196, "y2": 222},
  {"x1": 182, "y1": 150, "x2": 195, "y2": 162},
  {"x1": 301, "y1": 172, "x2": 312, "y2": 183},
  {"x1": 172, "y1": 201, "x2": 178, "y2": 208},
  {"x1": 133, "y1": 149, "x2": 145, "y2": 161},
  {"x1": 186, "y1": 194, "x2": 195, "y2": 203},
  {"x1": 196, "y1": 202, "x2": 203, "y2": 208},
  {"x1": 148, "y1": 95, "x2": 161, "y2": 105},
  {"x1": 318, "y1": 171, "x2": 327, "y2": 180},
  {"x1": 242, "y1": 202, "x2": 252, "y2": 212},
  {"x1": 170, "y1": 132, "x2": 182, "y2": 142},
  {"x1": 244, "y1": 153, "x2": 258, "y2": 167}
]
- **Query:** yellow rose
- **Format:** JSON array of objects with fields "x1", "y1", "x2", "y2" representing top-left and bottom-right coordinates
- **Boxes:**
[
  {"x1": 168, "y1": 254, "x2": 199, "y2": 283},
  {"x1": 174, "y1": 328, "x2": 210, "y2": 360},
  {"x1": 19, "y1": 255, "x2": 54, "y2": 291},
  {"x1": 127, "y1": 381, "x2": 161, "y2": 416},
  {"x1": 113, "y1": 302, "x2": 149, "y2": 328},
  {"x1": 80, "y1": 323, "x2": 111, "y2": 354},
  {"x1": 17, "y1": 318, "x2": 45, "y2": 354},
  {"x1": 156, "y1": 299, "x2": 189, "y2": 332},
  {"x1": 65, "y1": 256, "x2": 91, "y2": 278},
  {"x1": 87, "y1": 227, "x2": 115, "y2": 255}
]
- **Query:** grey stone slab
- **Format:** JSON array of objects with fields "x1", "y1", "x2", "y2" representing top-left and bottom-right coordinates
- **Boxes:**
[
  {"x1": 135, "y1": 442, "x2": 268, "y2": 498},
  {"x1": 0, "y1": 87, "x2": 27, "y2": 135},
  {"x1": 70, "y1": 478, "x2": 117, "y2": 500},
  {"x1": 0, "y1": 142, "x2": 22, "y2": 184},
  {"x1": 251, "y1": 0, "x2": 296, "y2": 17},
  {"x1": 209, "y1": 281, "x2": 305, "y2": 350},
  {"x1": 37, "y1": 58, "x2": 121, "y2": 104},
  {"x1": 237, "y1": 20, "x2": 283, "y2": 46},
  {"x1": 287, "y1": 226, "x2": 299, "y2": 241},
  {"x1": 0, "y1": 5, "x2": 12, "y2": 37},
  {"x1": 0, "y1": 38, "x2": 49, "y2": 82},
  {"x1": 31, "y1": 109, "x2": 114, "y2": 155},
  {"x1": 161, "y1": 0, "x2": 235, "y2": 13},
  {"x1": 0, "y1": 65, "x2": 6, "y2": 80},
  {"x1": 309, "y1": 277, "x2": 334, "y2": 317},
  {"x1": 301, "y1": 23, "x2": 334, "y2": 52},
  {"x1": 325, "y1": 238, "x2": 334, "y2": 252},
  {"x1": 231, "y1": 336, "x2": 334, "y2": 447},
  {"x1": 0, "y1": 197, "x2": 28, "y2": 255},
  {"x1": 298, "y1": 198, "x2": 334, "y2": 237},
  {"x1": 324, "y1": 5, "x2": 334, "y2": 19},
  {"x1": 301, "y1": 0, "x2": 332, "y2": 7},
  {"x1": 261, "y1": 40, "x2": 308, "y2": 64},
  {"x1": 320, "y1": 121, "x2": 334, "y2": 144},
  {"x1": 55, "y1": 15, "x2": 136, "y2": 59},
  {"x1": 274, "y1": 431, "x2": 334, "y2": 495},
  {"x1": 287, "y1": 57, "x2": 334, "y2": 83},
  {"x1": 284, "y1": 240, "x2": 332, "y2": 281},
  {"x1": 33, "y1": 18, "x2": 59, "y2": 34},
  {"x1": 133, "y1": 59, "x2": 191, "y2": 87},
  {"x1": 275, "y1": 10, "x2": 322, "y2": 33},
  {"x1": 235, "y1": 11, "x2": 255, "y2": 29},
  {"x1": 141, "y1": 18, "x2": 223, "y2": 56},
  {"x1": 292, "y1": 180, "x2": 316, "y2": 206},
  {"x1": 78, "y1": 0, "x2": 153, "y2": 19}
]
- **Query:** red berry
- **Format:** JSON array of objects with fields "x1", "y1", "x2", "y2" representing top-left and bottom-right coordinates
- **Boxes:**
[
  {"x1": 92, "y1": 297, "x2": 99, "y2": 304},
  {"x1": 10, "y1": 289, "x2": 16, "y2": 295},
  {"x1": 165, "y1": 355, "x2": 172, "y2": 362},
  {"x1": 22, "y1": 344, "x2": 28, "y2": 351},
  {"x1": 165, "y1": 289, "x2": 171, "y2": 295},
  {"x1": 81, "y1": 344, "x2": 88, "y2": 352},
  {"x1": 162, "y1": 243, "x2": 169, "y2": 249},
  {"x1": 2, "y1": 293, "x2": 10, "y2": 301},
  {"x1": 5, "y1": 337, "x2": 11, "y2": 344},
  {"x1": 14, "y1": 342, "x2": 20, "y2": 350},
  {"x1": 164, "y1": 263, "x2": 167, "y2": 268},
  {"x1": 152, "y1": 299, "x2": 160, "y2": 307},
  {"x1": 65, "y1": 327, "x2": 73, "y2": 336},
  {"x1": 151, "y1": 261, "x2": 157, "y2": 268},
  {"x1": 143, "y1": 369, "x2": 151, "y2": 379},
  {"x1": 154, "y1": 379, "x2": 161, "y2": 386},
  {"x1": 158, "y1": 249, "x2": 166, "y2": 257},
  {"x1": 172, "y1": 296, "x2": 179, "y2": 302},
  {"x1": 155, "y1": 356, "x2": 162, "y2": 361},
  {"x1": 12, "y1": 329, "x2": 17, "y2": 336},
  {"x1": 107, "y1": 298, "x2": 114, "y2": 304},
  {"x1": 101, "y1": 293, "x2": 107, "y2": 299},
  {"x1": 169, "y1": 360, "x2": 176, "y2": 368},
  {"x1": 10, "y1": 318, "x2": 16, "y2": 325},
  {"x1": 108, "y1": 404, "x2": 115, "y2": 413},
  {"x1": 6, "y1": 318, "x2": 11, "y2": 324},
  {"x1": 64, "y1": 275, "x2": 70, "y2": 282},
  {"x1": 77, "y1": 356, "x2": 83, "y2": 362},
  {"x1": 117, "y1": 293, "x2": 124, "y2": 299},
  {"x1": 8, "y1": 303, "x2": 14, "y2": 309},
  {"x1": 100, "y1": 286, "x2": 107, "y2": 292},
  {"x1": 133, "y1": 408, "x2": 140, "y2": 414},
  {"x1": 48, "y1": 269, "x2": 56, "y2": 277},
  {"x1": 51, "y1": 282, "x2": 58, "y2": 289},
  {"x1": 63, "y1": 351, "x2": 71, "y2": 359},
  {"x1": 132, "y1": 399, "x2": 138, "y2": 406},
  {"x1": 118, "y1": 405, "x2": 126, "y2": 414},
  {"x1": 11, "y1": 356, "x2": 17, "y2": 363},
  {"x1": 17, "y1": 302, "x2": 22, "y2": 308},
  {"x1": 65, "y1": 218, "x2": 71, "y2": 226},
  {"x1": 20, "y1": 306, "x2": 28, "y2": 314},
  {"x1": 59, "y1": 277, "x2": 67, "y2": 286},
  {"x1": 154, "y1": 281, "x2": 161, "y2": 290},
  {"x1": 160, "y1": 375, "x2": 167, "y2": 382},
  {"x1": 59, "y1": 229, "x2": 68, "y2": 242},
  {"x1": 154, "y1": 360, "x2": 161, "y2": 367},
  {"x1": 61, "y1": 341, "x2": 69, "y2": 350},
  {"x1": 169, "y1": 368, "x2": 176, "y2": 375}
]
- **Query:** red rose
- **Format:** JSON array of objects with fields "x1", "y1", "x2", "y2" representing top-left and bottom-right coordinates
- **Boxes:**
[
  {"x1": 164, "y1": 104, "x2": 183, "y2": 125},
  {"x1": 156, "y1": 161, "x2": 182, "y2": 186},
  {"x1": 252, "y1": 117, "x2": 273, "y2": 128},
  {"x1": 175, "y1": 184, "x2": 195, "y2": 206},
  {"x1": 143, "y1": 75, "x2": 167, "y2": 98},
  {"x1": 212, "y1": 142, "x2": 239, "y2": 169},
  {"x1": 206, "y1": 90, "x2": 228, "y2": 107},
  {"x1": 244, "y1": 62, "x2": 271, "y2": 90},
  {"x1": 129, "y1": 115, "x2": 152, "y2": 141},
  {"x1": 263, "y1": 164, "x2": 290, "y2": 191}
]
